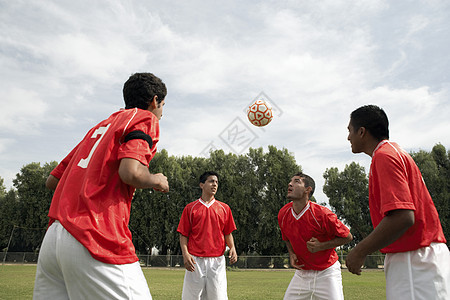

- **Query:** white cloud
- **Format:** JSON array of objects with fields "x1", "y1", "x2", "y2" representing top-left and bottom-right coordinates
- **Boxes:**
[
  {"x1": 0, "y1": 0, "x2": 449, "y2": 201},
  {"x1": 0, "y1": 88, "x2": 47, "y2": 134}
]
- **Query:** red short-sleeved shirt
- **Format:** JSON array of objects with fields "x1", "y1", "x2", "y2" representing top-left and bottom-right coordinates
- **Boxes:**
[
  {"x1": 278, "y1": 201, "x2": 350, "y2": 270},
  {"x1": 177, "y1": 198, "x2": 237, "y2": 257},
  {"x1": 369, "y1": 140, "x2": 446, "y2": 253},
  {"x1": 48, "y1": 108, "x2": 160, "y2": 264}
]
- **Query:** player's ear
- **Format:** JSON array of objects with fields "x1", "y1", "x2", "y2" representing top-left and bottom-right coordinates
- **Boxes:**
[
  {"x1": 148, "y1": 95, "x2": 158, "y2": 109},
  {"x1": 306, "y1": 186, "x2": 312, "y2": 196},
  {"x1": 358, "y1": 127, "x2": 366, "y2": 137}
]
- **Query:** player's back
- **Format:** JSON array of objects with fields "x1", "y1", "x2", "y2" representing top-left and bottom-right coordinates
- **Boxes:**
[
  {"x1": 47, "y1": 108, "x2": 160, "y2": 264},
  {"x1": 370, "y1": 141, "x2": 446, "y2": 253}
]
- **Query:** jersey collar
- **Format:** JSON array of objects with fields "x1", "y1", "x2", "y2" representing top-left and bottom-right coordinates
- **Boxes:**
[
  {"x1": 291, "y1": 201, "x2": 310, "y2": 220},
  {"x1": 199, "y1": 197, "x2": 216, "y2": 208}
]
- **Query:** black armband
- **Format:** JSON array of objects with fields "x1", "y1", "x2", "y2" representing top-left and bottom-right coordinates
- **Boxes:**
[{"x1": 124, "y1": 130, "x2": 153, "y2": 148}]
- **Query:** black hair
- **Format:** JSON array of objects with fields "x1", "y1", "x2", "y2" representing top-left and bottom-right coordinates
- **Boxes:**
[
  {"x1": 199, "y1": 171, "x2": 219, "y2": 183},
  {"x1": 350, "y1": 105, "x2": 389, "y2": 141},
  {"x1": 293, "y1": 172, "x2": 315, "y2": 198},
  {"x1": 123, "y1": 73, "x2": 167, "y2": 110}
]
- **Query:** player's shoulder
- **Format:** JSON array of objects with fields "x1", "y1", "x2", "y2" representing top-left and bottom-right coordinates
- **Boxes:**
[
  {"x1": 373, "y1": 141, "x2": 411, "y2": 167},
  {"x1": 309, "y1": 201, "x2": 334, "y2": 215},
  {"x1": 97, "y1": 109, "x2": 151, "y2": 128},
  {"x1": 374, "y1": 141, "x2": 402, "y2": 159},
  {"x1": 184, "y1": 198, "x2": 201, "y2": 208},
  {"x1": 213, "y1": 199, "x2": 232, "y2": 210},
  {"x1": 278, "y1": 202, "x2": 293, "y2": 214}
]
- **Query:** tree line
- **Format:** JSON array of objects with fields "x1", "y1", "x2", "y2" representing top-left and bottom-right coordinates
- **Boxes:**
[{"x1": 1, "y1": 144, "x2": 449, "y2": 256}]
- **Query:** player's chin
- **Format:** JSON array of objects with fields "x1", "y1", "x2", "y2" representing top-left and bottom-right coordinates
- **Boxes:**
[{"x1": 350, "y1": 144, "x2": 360, "y2": 154}]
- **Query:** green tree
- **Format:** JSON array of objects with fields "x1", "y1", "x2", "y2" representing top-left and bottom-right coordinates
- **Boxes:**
[
  {"x1": 323, "y1": 162, "x2": 372, "y2": 246},
  {"x1": 411, "y1": 144, "x2": 450, "y2": 246},
  {"x1": 12, "y1": 162, "x2": 56, "y2": 251},
  {"x1": 130, "y1": 151, "x2": 208, "y2": 255},
  {"x1": 0, "y1": 186, "x2": 18, "y2": 251},
  {"x1": 0, "y1": 177, "x2": 6, "y2": 199},
  {"x1": 254, "y1": 146, "x2": 301, "y2": 255},
  {"x1": 129, "y1": 146, "x2": 302, "y2": 256}
]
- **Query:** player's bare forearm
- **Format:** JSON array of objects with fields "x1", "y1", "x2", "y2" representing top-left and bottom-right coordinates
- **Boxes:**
[
  {"x1": 346, "y1": 209, "x2": 414, "y2": 275},
  {"x1": 45, "y1": 174, "x2": 59, "y2": 191},
  {"x1": 118, "y1": 158, "x2": 169, "y2": 191},
  {"x1": 225, "y1": 233, "x2": 238, "y2": 264},
  {"x1": 307, "y1": 233, "x2": 353, "y2": 253},
  {"x1": 180, "y1": 235, "x2": 196, "y2": 271}
]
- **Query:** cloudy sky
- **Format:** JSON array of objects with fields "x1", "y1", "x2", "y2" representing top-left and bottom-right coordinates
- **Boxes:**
[{"x1": 1, "y1": 0, "x2": 449, "y2": 204}]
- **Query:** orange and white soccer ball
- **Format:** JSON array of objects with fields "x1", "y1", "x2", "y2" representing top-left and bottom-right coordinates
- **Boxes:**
[{"x1": 247, "y1": 99, "x2": 273, "y2": 127}]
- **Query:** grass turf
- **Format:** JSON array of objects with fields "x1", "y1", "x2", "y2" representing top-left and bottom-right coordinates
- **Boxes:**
[{"x1": 0, "y1": 265, "x2": 385, "y2": 299}]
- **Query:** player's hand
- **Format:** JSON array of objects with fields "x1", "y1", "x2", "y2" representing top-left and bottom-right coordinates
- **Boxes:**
[
  {"x1": 183, "y1": 253, "x2": 196, "y2": 272},
  {"x1": 228, "y1": 247, "x2": 238, "y2": 265},
  {"x1": 345, "y1": 248, "x2": 365, "y2": 275},
  {"x1": 306, "y1": 237, "x2": 322, "y2": 253},
  {"x1": 289, "y1": 253, "x2": 304, "y2": 270},
  {"x1": 152, "y1": 173, "x2": 169, "y2": 193}
]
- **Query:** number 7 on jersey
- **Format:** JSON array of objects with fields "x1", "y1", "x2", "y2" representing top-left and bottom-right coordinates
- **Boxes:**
[{"x1": 77, "y1": 124, "x2": 111, "y2": 168}]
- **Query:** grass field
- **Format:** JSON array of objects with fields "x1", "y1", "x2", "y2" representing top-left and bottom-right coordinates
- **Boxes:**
[{"x1": 0, "y1": 265, "x2": 386, "y2": 299}]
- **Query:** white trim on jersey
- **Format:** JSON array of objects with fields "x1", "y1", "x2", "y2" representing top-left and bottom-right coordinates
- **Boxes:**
[
  {"x1": 199, "y1": 197, "x2": 216, "y2": 208},
  {"x1": 119, "y1": 108, "x2": 139, "y2": 145},
  {"x1": 291, "y1": 202, "x2": 310, "y2": 220}
]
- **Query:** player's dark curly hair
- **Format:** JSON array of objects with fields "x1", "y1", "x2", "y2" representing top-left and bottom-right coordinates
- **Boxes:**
[
  {"x1": 199, "y1": 171, "x2": 219, "y2": 183},
  {"x1": 294, "y1": 172, "x2": 315, "y2": 198},
  {"x1": 350, "y1": 105, "x2": 389, "y2": 141},
  {"x1": 123, "y1": 73, "x2": 167, "y2": 110}
]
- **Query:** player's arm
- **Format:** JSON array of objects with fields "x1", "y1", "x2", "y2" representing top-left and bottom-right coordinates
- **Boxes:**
[
  {"x1": 284, "y1": 240, "x2": 304, "y2": 270},
  {"x1": 307, "y1": 233, "x2": 353, "y2": 253},
  {"x1": 180, "y1": 234, "x2": 196, "y2": 272},
  {"x1": 346, "y1": 209, "x2": 414, "y2": 275},
  {"x1": 45, "y1": 142, "x2": 80, "y2": 191},
  {"x1": 45, "y1": 174, "x2": 59, "y2": 191},
  {"x1": 225, "y1": 233, "x2": 238, "y2": 264},
  {"x1": 118, "y1": 158, "x2": 169, "y2": 191}
]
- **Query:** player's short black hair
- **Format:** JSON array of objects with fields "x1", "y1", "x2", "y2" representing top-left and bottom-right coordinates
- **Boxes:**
[
  {"x1": 199, "y1": 171, "x2": 219, "y2": 183},
  {"x1": 123, "y1": 73, "x2": 167, "y2": 110},
  {"x1": 294, "y1": 172, "x2": 315, "y2": 198},
  {"x1": 350, "y1": 105, "x2": 389, "y2": 141}
]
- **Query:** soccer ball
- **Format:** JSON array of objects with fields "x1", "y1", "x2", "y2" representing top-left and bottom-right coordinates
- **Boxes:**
[{"x1": 247, "y1": 99, "x2": 273, "y2": 127}]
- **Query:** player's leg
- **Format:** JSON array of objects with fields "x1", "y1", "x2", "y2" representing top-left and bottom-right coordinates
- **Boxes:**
[
  {"x1": 33, "y1": 221, "x2": 69, "y2": 300},
  {"x1": 385, "y1": 243, "x2": 450, "y2": 300},
  {"x1": 204, "y1": 256, "x2": 228, "y2": 300},
  {"x1": 311, "y1": 261, "x2": 344, "y2": 300},
  {"x1": 182, "y1": 256, "x2": 206, "y2": 300},
  {"x1": 55, "y1": 221, "x2": 152, "y2": 299},
  {"x1": 283, "y1": 269, "x2": 314, "y2": 300}
]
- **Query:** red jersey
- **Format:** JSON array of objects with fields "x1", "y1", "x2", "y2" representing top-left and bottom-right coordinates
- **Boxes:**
[
  {"x1": 48, "y1": 108, "x2": 160, "y2": 264},
  {"x1": 369, "y1": 140, "x2": 446, "y2": 253},
  {"x1": 177, "y1": 198, "x2": 237, "y2": 257},
  {"x1": 278, "y1": 201, "x2": 350, "y2": 270}
]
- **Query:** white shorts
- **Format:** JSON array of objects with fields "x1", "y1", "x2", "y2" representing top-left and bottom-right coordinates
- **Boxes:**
[
  {"x1": 284, "y1": 260, "x2": 344, "y2": 300},
  {"x1": 33, "y1": 221, "x2": 152, "y2": 300},
  {"x1": 385, "y1": 242, "x2": 450, "y2": 300},
  {"x1": 182, "y1": 255, "x2": 228, "y2": 300}
]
